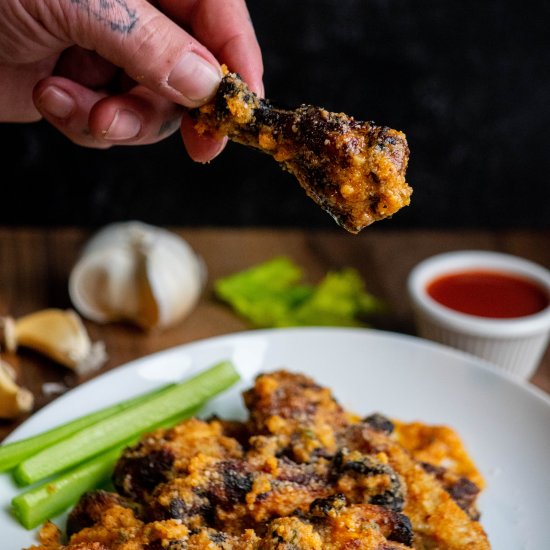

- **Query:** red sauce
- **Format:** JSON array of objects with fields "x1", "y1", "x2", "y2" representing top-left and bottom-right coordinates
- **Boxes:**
[{"x1": 427, "y1": 270, "x2": 549, "y2": 318}]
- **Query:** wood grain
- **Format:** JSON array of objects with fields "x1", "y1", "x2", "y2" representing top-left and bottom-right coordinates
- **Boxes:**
[{"x1": 1, "y1": 227, "x2": 549, "y2": 441}]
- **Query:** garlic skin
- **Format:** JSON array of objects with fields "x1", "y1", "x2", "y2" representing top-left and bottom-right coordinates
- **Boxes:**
[
  {"x1": 2, "y1": 309, "x2": 107, "y2": 375},
  {"x1": 0, "y1": 359, "x2": 34, "y2": 419},
  {"x1": 69, "y1": 221, "x2": 206, "y2": 330}
]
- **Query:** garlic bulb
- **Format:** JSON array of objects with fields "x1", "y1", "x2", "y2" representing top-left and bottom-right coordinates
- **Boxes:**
[
  {"x1": 69, "y1": 221, "x2": 206, "y2": 330},
  {"x1": 1, "y1": 309, "x2": 107, "y2": 375}
]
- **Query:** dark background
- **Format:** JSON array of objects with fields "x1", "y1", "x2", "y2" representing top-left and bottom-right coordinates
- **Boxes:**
[{"x1": 2, "y1": 0, "x2": 549, "y2": 230}]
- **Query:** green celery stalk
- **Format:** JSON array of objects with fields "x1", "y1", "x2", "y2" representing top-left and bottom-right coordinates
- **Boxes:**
[
  {"x1": 11, "y1": 406, "x2": 202, "y2": 530},
  {"x1": 12, "y1": 445, "x2": 125, "y2": 530},
  {"x1": 214, "y1": 257, "x2": 383, "y2": 328},
  {"x1": 15, "y1": 361, "x2": 239, "y2": 486},
  {"x1": 0, "y1": 382, "x2": 176, "y2": 473}
]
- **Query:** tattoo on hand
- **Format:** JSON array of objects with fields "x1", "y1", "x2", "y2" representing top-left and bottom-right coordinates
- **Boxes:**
[{"x1": 71, "y1": 0, "x2": 138, "y2": 33}]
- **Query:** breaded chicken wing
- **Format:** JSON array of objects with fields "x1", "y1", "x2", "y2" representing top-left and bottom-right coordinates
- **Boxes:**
[
  {"x1": 29, "y1": 371, "x2": 490, "y2": 550},
  {"x1": 191, "y1": 70, "x2": 412, "y2": 233}
]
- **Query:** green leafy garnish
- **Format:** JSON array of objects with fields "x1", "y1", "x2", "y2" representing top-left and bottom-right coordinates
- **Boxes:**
[{"x1": 214, "y1": 257, "x2": 384, "y2": 328}]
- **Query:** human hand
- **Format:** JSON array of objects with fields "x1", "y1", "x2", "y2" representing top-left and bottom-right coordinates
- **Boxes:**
[{"x1": 0, "y1": 0, "x2": 263, "y2": 161}]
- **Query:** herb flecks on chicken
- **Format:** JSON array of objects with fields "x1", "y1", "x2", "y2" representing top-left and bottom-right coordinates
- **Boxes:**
[{"x1": 191, "y1": 70, "x2": 412, "y2": 233}]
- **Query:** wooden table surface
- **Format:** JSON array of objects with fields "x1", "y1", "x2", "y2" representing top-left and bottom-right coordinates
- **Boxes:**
[{"x1": 1, "y1": 226, "x2": 549, "y2": 442}]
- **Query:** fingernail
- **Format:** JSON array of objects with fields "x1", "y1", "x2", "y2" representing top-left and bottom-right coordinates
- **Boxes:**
[
  {"x1": 103, "y1": 109, "x2": 141, "y2": 141},
  {"x1": 195, "y1": 136, "x2": 228, "y2": 164},
  {"x1": 37, "y1": 86, "x2": 75, "y2": 119},
  {"x1": 168, "y1": 52, "x2": 221, "y2": 105},
  {"x1": 208, "y1": 137, "x2": 228, "y2": 161}
]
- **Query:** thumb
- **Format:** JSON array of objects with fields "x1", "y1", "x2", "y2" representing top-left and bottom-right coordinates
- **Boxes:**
[{"x1": 54, "y1": 0, "x2": 222, "y2": 107}]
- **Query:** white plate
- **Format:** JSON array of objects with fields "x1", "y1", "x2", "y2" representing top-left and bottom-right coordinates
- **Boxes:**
[{"x1": 2, "y1": 327, "x2": 549, "y2": 549}]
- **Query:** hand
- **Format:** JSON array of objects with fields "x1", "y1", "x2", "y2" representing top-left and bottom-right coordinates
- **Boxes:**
[{"x1": 0, "y1": 0, "x2": 263, "y2": 161}]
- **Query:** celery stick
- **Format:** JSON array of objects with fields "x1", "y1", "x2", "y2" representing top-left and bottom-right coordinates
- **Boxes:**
[
  {"x1": 12, "y1": 445, "x2": 124, "y2": 529},
  {"x1": 15, "y1": 361, "x2": 239, "y2": 486},
  {"x1": 11, "y1": 406, "x2": 202, "y2": 530},
  {"x1": 0, "y1": 382, "x2": 176, "y2": 473}
]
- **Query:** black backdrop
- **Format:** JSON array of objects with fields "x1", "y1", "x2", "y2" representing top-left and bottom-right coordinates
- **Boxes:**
[{"x1": 2, "y1": 0, "x2": 549, "y2": 229}]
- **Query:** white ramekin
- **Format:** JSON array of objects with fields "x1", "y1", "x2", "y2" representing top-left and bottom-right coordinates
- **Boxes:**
[{"x1": 407, "y1": 250, "x2": 550, "y2": 380}]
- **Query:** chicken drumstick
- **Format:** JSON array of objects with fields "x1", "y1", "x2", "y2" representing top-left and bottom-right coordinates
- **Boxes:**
[{"x1": 191, "y1": 69, "x2": 412, "y2": 233}]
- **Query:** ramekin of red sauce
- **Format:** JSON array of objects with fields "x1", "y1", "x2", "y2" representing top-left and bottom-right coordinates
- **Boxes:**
[{"x1": 407, "y1": 251, "x2": 550, "y2": 379}]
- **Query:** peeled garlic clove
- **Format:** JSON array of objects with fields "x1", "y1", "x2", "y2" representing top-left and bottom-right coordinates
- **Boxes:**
[
  {"x1": 0, "y1": 359, "x2": 34, "y2": 419},
  {"x1": 5, "y1": 309, "x2": 107, "y2": 375},
  {"x1": 69, "y1": 221, "x2": 206, "y2": 330},
  {"x1": 0, "y1": 316, "x2": 16, "y2": 353}
]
